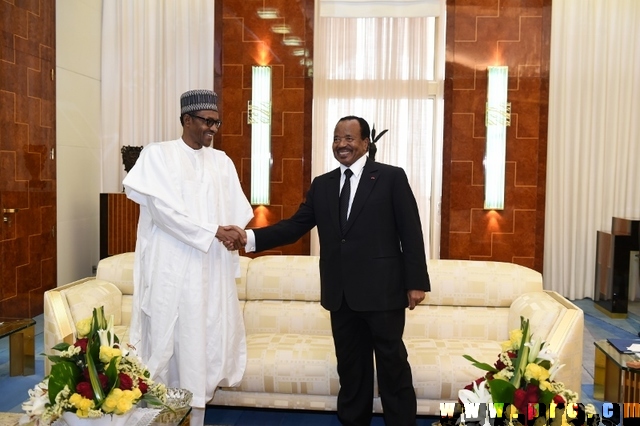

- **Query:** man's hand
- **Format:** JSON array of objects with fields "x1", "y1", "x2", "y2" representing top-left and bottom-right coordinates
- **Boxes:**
[
  {"x1": 215, "y1": 225, "x2": 247, "y2": 251},
  {"x1": 407, "y1": 289, "x2": 425, "y2": 310}
]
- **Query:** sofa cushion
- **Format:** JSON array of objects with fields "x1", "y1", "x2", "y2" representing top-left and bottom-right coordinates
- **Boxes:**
[
  {"x1": 222, "y1": 333, "x2": 339, "y2": 396},
  {"x1": 63, "y1": 279, "x2": 123, "y2": 326},
  {"x1": 406, "y1": 338, "x2": 502, "y2": 399},
  {"x1": 405, "y1": 305, "x2": 510, "y2": 341},
  {"x1": 243, "y1": 301, "x2": 332, "y2": 336},
  {"x1": 246, "y1": 256, "x2": 320, "y2": 301},
  {"x1": 424, "y1": 260, "x2": 543, "y2": 307}
]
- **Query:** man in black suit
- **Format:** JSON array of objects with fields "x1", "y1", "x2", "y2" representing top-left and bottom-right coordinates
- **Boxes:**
[{"x1": 239, "y1": 115, "x2": 430, "y2": 425}]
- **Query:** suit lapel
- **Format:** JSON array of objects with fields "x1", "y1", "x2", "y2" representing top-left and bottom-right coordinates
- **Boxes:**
[{"x1": 343, "y1": 159, "x2": 379, "y2": 234}]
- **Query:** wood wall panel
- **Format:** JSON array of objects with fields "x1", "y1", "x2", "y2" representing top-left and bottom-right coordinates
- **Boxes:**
[
  {"x1": 441, "y1": 0, "x2": 551, "y2": 272},
  {"x1": 0, "y1": 0, "x2": 56, "y2": 318},
  {"x1": 220, "y1": 0, "x2": 314, "y2": 256},
  {"x1": 99, "y1": 194, "x2": 139, "y2": 259}
]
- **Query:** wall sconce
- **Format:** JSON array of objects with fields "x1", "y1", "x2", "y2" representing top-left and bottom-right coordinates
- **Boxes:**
[
  {"x1": 248, "y1": 65, "x2": 272, "y2": 205},
  {"x1": 484, "y1": 66, "x2": 511, "y2": 210}
]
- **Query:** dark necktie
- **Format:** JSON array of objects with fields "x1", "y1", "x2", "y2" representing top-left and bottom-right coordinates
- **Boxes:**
[{"x1": 339, "y1": 168, "x2": 353, "y2": 233}]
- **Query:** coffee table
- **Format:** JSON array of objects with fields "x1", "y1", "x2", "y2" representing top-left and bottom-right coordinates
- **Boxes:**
[
  {"x1": 594, "y1": 339, "x2": 640, "y2": 402},
  {"x1": 0, "y1": 317, "x2": 36, "y2": 376},
  {"x1": 150, "y1": 406, "x2": 191, "y2": 425}
]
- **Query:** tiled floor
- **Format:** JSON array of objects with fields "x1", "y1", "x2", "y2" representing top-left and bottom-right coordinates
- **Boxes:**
[{"x1": 2, "y1": 299, "x2": 640, "y2": 425}]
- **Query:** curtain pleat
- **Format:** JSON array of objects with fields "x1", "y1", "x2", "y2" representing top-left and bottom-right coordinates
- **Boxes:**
[
  {"x1": 101, "y1": 0, "x2": 215, "y2": 193},
  {"x1": 545, "y1": 0, "x2": 640, "y2": 299},
  {"x1": 312, "y1": 13, "x2": 443, "y2": 258}
]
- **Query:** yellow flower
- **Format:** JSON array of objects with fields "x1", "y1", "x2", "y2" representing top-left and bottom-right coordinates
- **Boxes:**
[
  {"x1": 69, "y1": 393, "x2": 95, "y2": 417},
  {"x1": 539, "y1": 380, "x2": 553, "y2": 392},
  {"x1": 102, "y1": 395, "x2": 118, "y2": 413},
  {"x1": 99, "y1": 346, "x2": 122, "y2": 363},
  {"x1": 75, "y1": 318, "x2": 92, "y2": 338},
  {"x1": 115, "y1": 398, "x2": 133, "y2": 415},
  {"x1": 524, "y1": 363, "x2": 550, "y2": 382},
  {"x1": 501, "y1": 328, "x2": 523, "y2": 351},
  {"x1": 123, "y1": 388, "x2": 142, "y2": 401}
]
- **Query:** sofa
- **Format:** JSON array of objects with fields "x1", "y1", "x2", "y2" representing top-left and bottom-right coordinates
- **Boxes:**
[{"x1": 44, "y1": 252, "x2": 583, "y2": 416}]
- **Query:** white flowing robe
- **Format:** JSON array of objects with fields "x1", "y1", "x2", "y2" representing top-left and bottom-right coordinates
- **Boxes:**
[{"x1": 122, "y1": 139, "x2": 253, "y2": 408}]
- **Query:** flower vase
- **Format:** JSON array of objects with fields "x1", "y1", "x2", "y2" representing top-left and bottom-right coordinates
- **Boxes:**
[{"x1": 61, "y1": 410, "x2": 134, "y2": 426}]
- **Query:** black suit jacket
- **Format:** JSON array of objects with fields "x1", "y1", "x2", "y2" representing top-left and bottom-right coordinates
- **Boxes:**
[{"x1": 253, "y1": 158, "x2": 430, "y2": 311}]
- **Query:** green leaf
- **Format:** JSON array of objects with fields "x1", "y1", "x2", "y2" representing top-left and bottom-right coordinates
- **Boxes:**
[
  {"x1": 46, "y1": 355, "x2": 71, "y2": 364},
  {"x1": 52, "y1": 342, "x2": 71, "y2": 352},
  {"x1": 105, "y1": 356, "x2": 120, "y2": 390},
  {"x1": 48, "y1": 361, "x2": 81, "y2": 405},
  {"x1": 538, "y1": 389, "x2": 556, "y2": 405},
  {"x1": 510, "y1": 317, "x2": 530, "y2": 387},
  {"x1": 92, "y1": 306, "x2": 107, "y2": 335},
  {"x1": 86, "y1": 350, "x2": 106, "y2": 406},
  {"x1": 462, "y1": 354, "x2": 498, "y2": 373},
  {"x1": 487, "y1": 379, "x2": 516, "y2": 404}
]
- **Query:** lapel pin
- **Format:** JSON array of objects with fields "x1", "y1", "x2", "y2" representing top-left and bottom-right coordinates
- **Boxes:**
[{"x1": 371, "y1": 176, "x2": 376, "y2": 180}]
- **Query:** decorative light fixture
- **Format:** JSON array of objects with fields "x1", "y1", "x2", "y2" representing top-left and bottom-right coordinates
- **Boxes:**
[
  {"x1": 484, "y1": 66, "x2": 510, "y2": 210},
  {"x1": 248, "y1": 66, "x2": 272, "y2": 205}
]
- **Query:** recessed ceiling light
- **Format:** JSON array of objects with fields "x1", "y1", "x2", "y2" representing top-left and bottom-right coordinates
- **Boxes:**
[
  {"x1": 257, "y1": 8, "x2": 280, "y2": 19},
  {"x1": 271, "y1": 24, "x2": 291, "y2": 34}
]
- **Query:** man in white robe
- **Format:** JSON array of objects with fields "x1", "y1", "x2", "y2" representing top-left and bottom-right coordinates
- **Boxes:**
[{"x1": 123, "y1": 89, "x2": 253, "y2": 425}]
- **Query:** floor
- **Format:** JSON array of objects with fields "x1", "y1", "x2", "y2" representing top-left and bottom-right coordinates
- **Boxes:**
[{"x1": 1, "y1": 299, "x2": 639, "y2": 425}]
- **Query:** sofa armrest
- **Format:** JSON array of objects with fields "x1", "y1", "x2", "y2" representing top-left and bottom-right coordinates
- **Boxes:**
[
  {"x1": 508, "y1": 290, "x2": 584, "y2": 396},
  {"x1": 96, "y1": 252, "x2": 135, "y2": 296},
  {"x1": 43, "y1": 278, "x2": 125, "y2": 374},
  {"x1": 541, "y1": 291, "x2": 584, "y2": 396}
]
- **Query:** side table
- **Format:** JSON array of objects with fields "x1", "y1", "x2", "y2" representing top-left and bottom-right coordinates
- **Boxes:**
[
  {"x1": 594, "y1": 339, "x2": 640, "y2": 402},
  {"x1": 0, "y1": 317, "x2": 36, "y2": 376}
]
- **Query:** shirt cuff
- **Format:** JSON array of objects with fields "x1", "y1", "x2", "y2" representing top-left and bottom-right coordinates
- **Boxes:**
[{"x1": 245, "y1": 229, "x2": 256, "y2": 252}]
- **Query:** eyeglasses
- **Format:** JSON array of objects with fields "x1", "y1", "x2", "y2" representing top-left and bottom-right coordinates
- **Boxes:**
[{"x1": 188, "y1": 114, "x2": 222, "y2": 128}]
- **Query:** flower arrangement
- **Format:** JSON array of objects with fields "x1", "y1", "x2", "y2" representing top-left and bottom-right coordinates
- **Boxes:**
[
  {"x1": 459, "y1": 316, "x2": 579, "y2": 415},
  {"x1": 21, "y1": 306, "x2": 166, "y2": 426}
]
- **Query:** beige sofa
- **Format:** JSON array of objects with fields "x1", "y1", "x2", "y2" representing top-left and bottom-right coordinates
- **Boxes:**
[{"x1": 44, "y1": 253, "x2": 583, "y2": 416}]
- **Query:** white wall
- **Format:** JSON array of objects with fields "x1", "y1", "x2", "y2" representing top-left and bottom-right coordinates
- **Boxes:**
[{"x1": 56, "y1": 0, "x2": 103, "y2": 285}]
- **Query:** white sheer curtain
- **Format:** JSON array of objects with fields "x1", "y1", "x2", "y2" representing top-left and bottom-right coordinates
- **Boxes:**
[
  {"x1": 101, "y1": 0, "x2": 215, "y2": 193},
  {"x1": 312, "y1": 9, "x2": 445, "y2": 258},
  {"x1": 544, "y1": 0, "x2": 640, "y2": 299}
]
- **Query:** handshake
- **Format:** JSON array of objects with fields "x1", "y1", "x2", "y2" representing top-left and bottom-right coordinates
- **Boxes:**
[{"x1": 215, "y1": 225, "x2": 247, "y2": 251}]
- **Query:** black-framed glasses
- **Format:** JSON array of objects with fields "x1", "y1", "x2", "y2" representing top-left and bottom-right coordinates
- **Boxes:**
[{"x1": 188, "y1": 114, "x2": 222, "y2": 128}]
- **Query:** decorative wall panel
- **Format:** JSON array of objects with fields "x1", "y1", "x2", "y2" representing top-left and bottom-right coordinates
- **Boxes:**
[
  {"x1": 441, "y1": 0, "x2": 551, "y2": 272},
  {"x1": 220, "y1": 0, "x2": 314, "y2": 256},
  {"x1": 0, "y1": 0, "x2": 56, "y2": 318},
  {"x1": 99, "y1": 194, "x2": 139, "y2": 259}
]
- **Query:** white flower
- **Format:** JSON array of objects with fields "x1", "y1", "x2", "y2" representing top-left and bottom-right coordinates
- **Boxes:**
[
  {"x1": 458, "y1": 380, "x2": 493, "y2": 405},
  {"x1": 548, "y1": 362, "x2": 565, "y2": 381},
  {"x1": 535, "y1": 343, "x2": 558, "y2": 364},
  {"x1": 97, "y1": 314, "x2": 116, "y2": 347}
]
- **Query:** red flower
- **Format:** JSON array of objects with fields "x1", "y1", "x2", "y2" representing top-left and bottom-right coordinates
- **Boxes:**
[
  {"x1": 513, "y1": 384, "x2": 539, "y2": 413},
  {"x1": 138, "y1": 378, "x2": 149, "y2": 394},
  {"x1": 553, "y1": 394, "x2": 566, "y2": 404},
  {"x1": 100, "y1": 373, "x2": 109, "y2": 390},
  {"x1": 76, "y1": 381, "x2": 94, "y2": 399},
  {"x1": 74, "y1": 338, "x2": 88, "y2": 353},
  {"x1": 118, "y1": 373, "x2": 134, "y2": 390}
]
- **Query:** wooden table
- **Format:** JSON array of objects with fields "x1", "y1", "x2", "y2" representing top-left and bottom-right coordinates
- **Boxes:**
[
  {"x1": 0, "y1": 318, "x2": 36, "y2": 376},
  {"x1": 594, "y1": 339, "x2": 640, "y2": 402}
]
